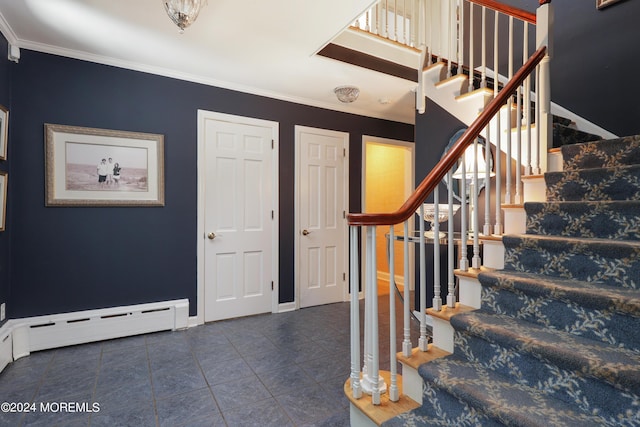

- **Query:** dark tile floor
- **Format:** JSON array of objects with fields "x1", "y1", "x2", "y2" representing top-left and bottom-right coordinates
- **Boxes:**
[{"x1": 0, "y1": 294, "x2": 419, "y2": 427}]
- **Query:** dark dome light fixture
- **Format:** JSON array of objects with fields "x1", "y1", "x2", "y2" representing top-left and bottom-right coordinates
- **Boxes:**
[{"x1": 163, "y1": 0, "x2": 208, "y2": 32}]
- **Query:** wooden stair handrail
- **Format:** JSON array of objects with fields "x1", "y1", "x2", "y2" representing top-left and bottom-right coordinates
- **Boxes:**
[
  {"x1": 468, "y1": 0, "x2": 537, "y2": 24},
  {"x1": 347, "y1": 46, "x2": 547, "y2": 227}
]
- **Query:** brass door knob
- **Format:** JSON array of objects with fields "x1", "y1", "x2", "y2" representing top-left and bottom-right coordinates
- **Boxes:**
[
  {"x1": 207, "y1": 232, "x2": 216, "y2": 240},
  {"x1": 302, "y1": 229, "x2": 310, "y2": 236}
]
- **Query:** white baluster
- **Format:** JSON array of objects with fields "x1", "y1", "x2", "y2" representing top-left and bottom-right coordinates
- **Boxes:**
[
  {"x1": 459, "y1": 153, "x2": 469, "y2": 271},
  {"x1": 394, "y1": 0, "x2": 398, "y2": 41},
  {"x1": 418, "y1": 204, "x2": 428, "y2": 351},
  {"x1": 349, "y1": 226, "x2": 362, "y2": 398},
  {"x1": 411, "y1": 0, "x2": 417, "y2": 47},
  {"x1": 385, "y1": 0, "x2": 389, "y2": 38},
  {"x1": 505, "y1": 16, "x2": 514, "y2": 205},
  {"x1": 447, "y1": 170, "x2": 456, "y2": 307},
  {"x1": 524, "y1": 22, "x2": 532, "y2": 176},
  {"x1": 433, "y1": 188, "x2": 442, "y2": 311},
  {"x1": 468, "y1": 2, "x2": 474, "y2": 92},
  {"x1": 493, "y1": 10, "x2": 503, "y2": 235},
  {"x1": 483, "y1": 126, "x2": 492, "y2": 236},
  {"x1": 446, "y1": 0, "x2": 453, "y2": 78},
  {"x1": 365, "y1": 9, "x2": 371, "y2": 32},
  {"x1": 458, "y1": 0, "x2": 464, "y2": 77},
  {"x1": 402, "y1": 221, "x2": 412, "y2": 357},
  {"x1": 426, "y1": 0, "x2": 432, "y2": 66},
  {"x1": 472, "y1": 138, "x2": 481, "y2": 269},
  {"x1": 388, "y1": 225, "x2": 399, "y2": 402},
  {"x1": 403, "y1": 0, "x2": 408, "y2": 45},
  {"x1": 515, "y1": 77, "x2": 523, "y2": 204},
  {"x1": 481, "y1": 6, "x2": 487, "y2": 88}
]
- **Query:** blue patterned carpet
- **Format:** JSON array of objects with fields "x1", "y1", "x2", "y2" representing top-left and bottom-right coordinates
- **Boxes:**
[{"x1": 384, "y1": 135, "x2": 640, "y2": 426}]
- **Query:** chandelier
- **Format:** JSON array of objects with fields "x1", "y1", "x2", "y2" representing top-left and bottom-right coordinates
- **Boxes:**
[{"x1": 163, "y1": 0, "x2": 208, "y2": 32}]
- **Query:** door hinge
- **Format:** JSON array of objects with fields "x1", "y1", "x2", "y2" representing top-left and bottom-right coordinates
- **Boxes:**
[
  {"x1": 271, "y1": 210, "x2": 274, "y2": 219},
  {"x1": 271, "y1": 281, "x2": 274, "y2": 291},
  {"x1": 343, "y1": 148, "x2": 346, "y2": 157},
  {"x1": 272, "y1": 140, "x2": 274, "y2": 149},
  {"x1": 343, "y1": 210, "x2": 346, "y2": 219},
  {"x1": 343, "y1": 273, "x2": 346, "y2": 281}
]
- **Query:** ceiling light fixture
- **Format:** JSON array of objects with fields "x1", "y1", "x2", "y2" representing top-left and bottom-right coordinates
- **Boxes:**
[
  {"x1": 163, "y1": 0, "x2": 207, "y2": 32},
  {"x1": 334, "y1": 86, "x2": 360, "y2": 103}
]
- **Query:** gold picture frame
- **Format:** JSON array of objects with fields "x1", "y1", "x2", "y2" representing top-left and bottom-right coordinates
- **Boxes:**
[
  {"x1": 597, "y1": 0, "x2": 623, "y2": 9},
  {"x1": 45, "y1": 124, "x2": 165, "y2": 206}
]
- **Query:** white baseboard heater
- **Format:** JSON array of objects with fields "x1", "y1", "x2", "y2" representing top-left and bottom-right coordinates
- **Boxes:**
[{"x1": 5, "y1": 299, "x2": 189, "y2": 362}]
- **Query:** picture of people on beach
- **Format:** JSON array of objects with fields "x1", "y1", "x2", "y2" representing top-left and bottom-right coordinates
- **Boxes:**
[{"x1": 65, "y1": 142, "x2": 148, "y2": 192}]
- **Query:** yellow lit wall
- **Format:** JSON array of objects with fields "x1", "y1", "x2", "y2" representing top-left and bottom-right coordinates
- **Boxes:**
[{"x1": 365, "y1": 142, "x2": 411, "y2": 293}]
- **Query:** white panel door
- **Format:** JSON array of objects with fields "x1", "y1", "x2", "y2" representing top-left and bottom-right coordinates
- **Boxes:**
[
  {"x1": 203, "y1": 116, "x2": 276, "y2": 322},
  {"x1": 296, "y1": 126, "x2": 348, "y2": 308}
]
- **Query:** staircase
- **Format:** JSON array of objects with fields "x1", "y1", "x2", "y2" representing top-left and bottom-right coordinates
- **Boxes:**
[{"x1": 382, "y1": 135, "x2": 640, "y2": 426}]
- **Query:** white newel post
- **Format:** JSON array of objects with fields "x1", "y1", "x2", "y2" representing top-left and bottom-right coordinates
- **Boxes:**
[{"x1": 536, "y1": 1, "x2": 553, "y2": 174}]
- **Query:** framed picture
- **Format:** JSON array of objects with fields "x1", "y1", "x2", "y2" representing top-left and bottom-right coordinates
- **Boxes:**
[
  {"x1": 597, "y1": 0, "x2": 623, "y2": 9},
  {"x1": 0, "y1": 104, "x2": 8, "y2": 160},
  {"x1": 45, "y1": 124, "x2": 165, "y2": 206},
  {"x1": 0, "y1": 171, "x2": 6, "y2": 231}
]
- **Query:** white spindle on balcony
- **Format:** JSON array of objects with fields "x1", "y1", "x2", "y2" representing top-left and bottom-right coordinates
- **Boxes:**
[
  {"x1": 458, "y1": 0, "x2": 464, "y2": 77},
  {"x1": 468, "y1": 3, "x2": 475, "y2": 92},
  {"x1": 481, "y1": 6, "x2": 487, "y2": 88}
]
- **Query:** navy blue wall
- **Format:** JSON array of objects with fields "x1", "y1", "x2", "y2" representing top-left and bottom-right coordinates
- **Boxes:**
[
  {"x1": 8, "y1": 50, "x2": 413, "y2": 318},
  {"x1": 0, "y1": 34, "x2": 9, "y2": 326},
  {"x1": 497, "y1": 0, "x2": 640, "y2": 136}
]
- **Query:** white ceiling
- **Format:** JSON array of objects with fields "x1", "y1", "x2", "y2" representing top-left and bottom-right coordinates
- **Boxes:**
[{"x1": 0, "y1": 0, "x2": 417, "y2": 124}]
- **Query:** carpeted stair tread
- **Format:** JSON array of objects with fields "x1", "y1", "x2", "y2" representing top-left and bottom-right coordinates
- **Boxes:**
[
  {"x1": 561, "y1": 134, "x2": 640, "y2": 170},
  {"x1": 545, "y1": 163, "x2": 640, "y2": 202},
  {"x1": 381, "y1": 381, "x2": 504, "y2": 427},
  {"x1": 503, "y1": 234, "x2": 640, "y2": 289},
  {"x1": 450, "y1": 311, "x2": 640, "y2": 392},
  {"x1": 525, "y1": 200, "x2": 640, "y2": 241},
  {"x1": 478, "y1": 273, "x2": 640, "y2": 351},
  {"x1": 415, "y1": 353, "x2": 619, "y2": 427},
  {"x1": 552, "y1": 123, "x2": 601, "y2": 149},
  {"x1": 451, "y1": 329, "x2": 640, "y2": 423},
  {"x1": 478, "y1": 270, "x2": 640, "y2": 319}
]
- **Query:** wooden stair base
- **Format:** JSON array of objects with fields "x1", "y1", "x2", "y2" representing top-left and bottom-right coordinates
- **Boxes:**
[
  {"x1": 345, "y1": 371, "x2": 420, "y2": 426},
  {"x1": 397, "y1": 344, "x2": 451, "y2": 371},
  {"x1": 427, "y1": 302, "x2": 476, "y2": 322}
]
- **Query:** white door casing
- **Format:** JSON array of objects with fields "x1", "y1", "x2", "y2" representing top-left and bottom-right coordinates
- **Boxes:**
[
  {"x1": 197, "y1": 111, "x2": 278, "y2": 324},
  {"x1": 295, "y1": 126, "x2": 349, "y2": 308}
]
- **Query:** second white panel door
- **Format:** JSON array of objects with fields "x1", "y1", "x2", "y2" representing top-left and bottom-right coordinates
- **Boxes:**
[{"x1": 296, "y1": 126, "x2": 348, "y2": 308}]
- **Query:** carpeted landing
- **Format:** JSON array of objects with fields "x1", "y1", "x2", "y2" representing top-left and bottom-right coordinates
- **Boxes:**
[{"x1": 383, "y1": 135, "x2": 640, "y2": 426}]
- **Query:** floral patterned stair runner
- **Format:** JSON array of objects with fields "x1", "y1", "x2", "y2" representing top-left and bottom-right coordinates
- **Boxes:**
[{"x1": 383, "y1": 135, "x2": 640, "y2": 426}]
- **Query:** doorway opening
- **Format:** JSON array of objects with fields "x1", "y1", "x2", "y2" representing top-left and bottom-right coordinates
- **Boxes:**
[{"x1": 362, "y1": 136, "x2": 415, "y2": 296}]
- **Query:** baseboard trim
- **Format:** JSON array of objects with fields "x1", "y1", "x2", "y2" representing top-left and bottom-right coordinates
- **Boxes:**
[
  {"x1": 188, "y1": 316, "x2": 200, "y2": 328},
  {"x1": 377, "y1": 271, "x2": 405, "y2": 288},
  {"x1": 0, "y1": 322, "x2": 12, "y2": 374},
  {"x1": 2, "y1": 299, "x2": 189, "y2": 368},
  {"x1": 278, "y1": 302, "x2": 297, "y2": 313}
]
